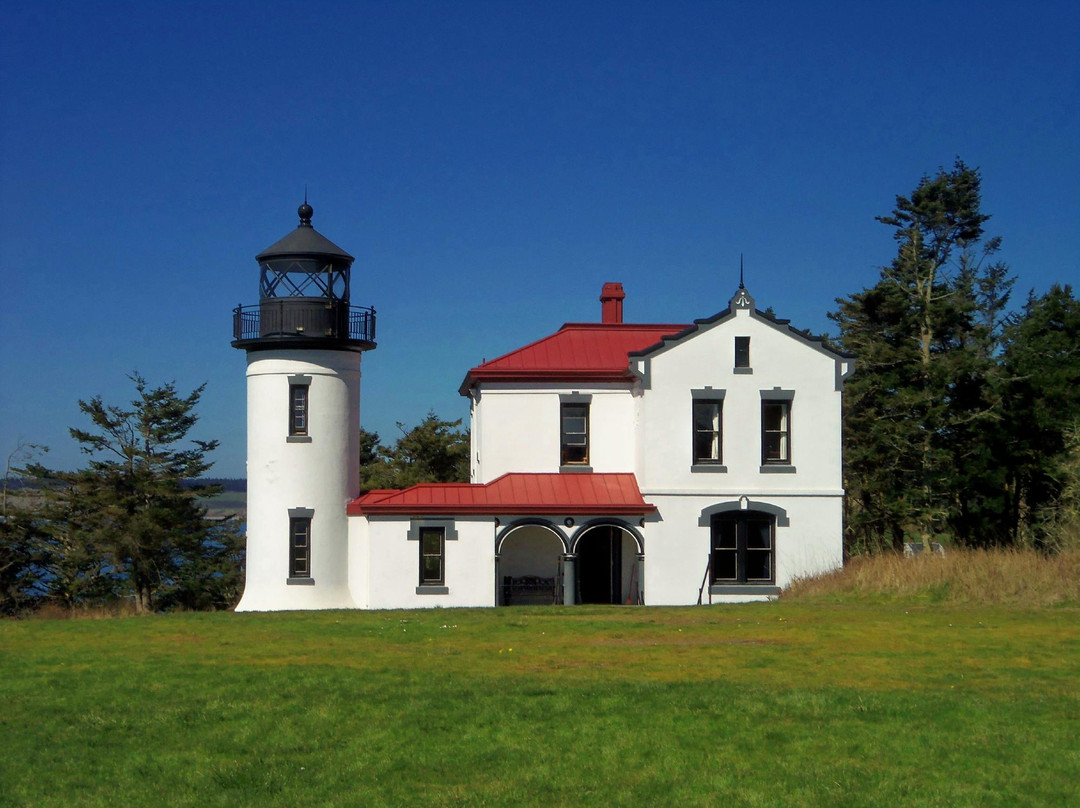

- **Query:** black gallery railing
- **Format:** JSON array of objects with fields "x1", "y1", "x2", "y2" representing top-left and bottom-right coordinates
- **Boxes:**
[{"x1": 232, "y1": 300, "x2": 376, "y2": 344}]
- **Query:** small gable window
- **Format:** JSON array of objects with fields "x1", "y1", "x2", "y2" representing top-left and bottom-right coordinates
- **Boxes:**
[{"x1": 735, "y1": 336, "x2": 751, "y2": 369}]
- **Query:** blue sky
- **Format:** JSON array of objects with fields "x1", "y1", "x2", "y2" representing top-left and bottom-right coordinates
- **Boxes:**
[{"x1": 2, "y1": 1, "x2": 1077, "y2": 478}]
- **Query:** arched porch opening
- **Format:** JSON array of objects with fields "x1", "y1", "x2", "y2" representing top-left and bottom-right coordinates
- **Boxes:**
[
  {"x1": 496, "y1": 522, "x2": 567, "y2": 606},
  {"x1": 571, "y1": 523, "x2": 643, "y2": 605}
]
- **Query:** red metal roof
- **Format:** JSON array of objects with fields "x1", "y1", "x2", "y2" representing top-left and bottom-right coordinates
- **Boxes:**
[
  {"x1": 347, "y1": 473, "x2": 656, "y2": 516},
  {"x1": 459, "y1": 322, "x2": 689, "y2": 392}
]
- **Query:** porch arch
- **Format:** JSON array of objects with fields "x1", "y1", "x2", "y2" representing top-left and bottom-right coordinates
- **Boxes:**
[
  {"x1": 495, "y1": 519, "x2": 569, "y2": 606},
  {"x1": 570, "y1": 520, "x2": 645, "y2": 605}
]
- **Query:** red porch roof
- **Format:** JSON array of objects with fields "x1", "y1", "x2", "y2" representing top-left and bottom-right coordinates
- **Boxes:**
[
  {"x1": 347, "y1": 472, "x2": 656, "y2": 516},
  {"x1": 459, "y1": 322, "x2": 690, "y2": 393}
]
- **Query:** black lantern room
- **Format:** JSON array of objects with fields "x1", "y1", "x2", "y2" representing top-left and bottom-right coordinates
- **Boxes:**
[{"x1": 232, "y1": 203, "x2": 376, "y2": 352}]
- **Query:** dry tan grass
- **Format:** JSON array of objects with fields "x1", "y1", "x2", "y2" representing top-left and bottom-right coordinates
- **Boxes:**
[{"x1": 784, "y1": 547, "x2": 1080, "y2": 606}]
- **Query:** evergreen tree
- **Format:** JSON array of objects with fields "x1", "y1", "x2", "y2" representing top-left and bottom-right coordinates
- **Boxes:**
[
  {"x1": 23, "y1": 374, "x2": 235, "y2": 612},
  {"x1": 358, "y1": 413, "x2": 470, "y2": 491},
  {"x1": 1001, "y1": 285, "x2": 1080, "y2": 545},
  {"x1": 831, "y1": 160, "x2": 1013, "y2": 550}
]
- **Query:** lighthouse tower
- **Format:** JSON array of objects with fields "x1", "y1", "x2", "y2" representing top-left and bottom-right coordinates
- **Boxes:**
[{"x1": 231, "y1": 203, "x2": 376, "y2": 611}]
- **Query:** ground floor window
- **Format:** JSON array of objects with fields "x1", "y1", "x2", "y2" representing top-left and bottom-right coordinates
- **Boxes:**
[
  {"x1": 710, "y1": 511, "x2": 774, "y2": 584},
  {"x1": 419, "y1": 526, "x2": 445, "y2": 586}
]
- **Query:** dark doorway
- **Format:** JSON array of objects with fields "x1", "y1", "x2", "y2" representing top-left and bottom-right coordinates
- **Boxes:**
[{"x1": 577, "y1": 526, "x2": 623, "y2": 604}]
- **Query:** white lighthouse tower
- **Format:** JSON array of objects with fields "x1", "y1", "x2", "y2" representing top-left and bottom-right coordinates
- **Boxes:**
[{"x1": 231, "y1": 202, "x2": 376, "y2": 611}]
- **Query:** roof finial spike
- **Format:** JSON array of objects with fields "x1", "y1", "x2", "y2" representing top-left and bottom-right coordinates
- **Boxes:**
[
  {"x1": 739, "y1": 254, "x2": 745, "y2": 289},
  {"x1": 298, "y1": 189, "x2": 314, "y2": 228}
]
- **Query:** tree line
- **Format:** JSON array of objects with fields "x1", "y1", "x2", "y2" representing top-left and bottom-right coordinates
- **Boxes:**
[
  {"x1": 831, "y1": 160, "x2": 1080, "y2": 553},
  {"x1": 2, "y1": 159, "x2": 1077, "y2": 615}
]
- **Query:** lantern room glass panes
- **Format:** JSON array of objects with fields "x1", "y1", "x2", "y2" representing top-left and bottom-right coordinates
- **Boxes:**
[{"x1": 260, "y1": 259, "x2": 350, "y2": 300}]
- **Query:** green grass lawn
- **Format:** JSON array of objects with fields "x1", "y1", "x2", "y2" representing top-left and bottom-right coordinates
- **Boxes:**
[{"x1": 1, "y1": 601, "x2": 1077, "y2": 807}]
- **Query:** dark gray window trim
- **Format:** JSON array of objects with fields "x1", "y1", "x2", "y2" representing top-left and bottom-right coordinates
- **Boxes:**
[
  {"x1": 560, "y1": 464, "x2": 594, "y2": 474},
  {"x1": 286, "y1": 435, "x2": 313, "y2": 443},
  {"x1": 559, "y1": 392, "x2": 593, "y2": 404},
  {"x1": 288, "y1": 374, "x2": 313, "y2": 386},
  {"x1": 733, "y1": 367, "x2": 754, "y2": 375},
  {"x1": 710, "y1": 585, "x2": 781, "y2": 596},
  {"x1": 407, "y1": 518, "x2": 459, "y2": 541},
  {"x1": 691, "y1": 464, "x2": 728, "y2": 473},
  {"x1": 690, "y1": 387, "x2": 726, "y2": 399},
  {"x1": 287, "y1": 577, "x2": 315, "y2": 586},
  {"x1": 289, "y1": 507, "x2": 315, "y2": 518},
  {"x1": 760, "y1": 387, "x2": 795, "y2": 401},
  {"x1": 760, "y1": 464, "x2": 796, "y2": 473},
  {"x1": 416, "y1": 586, "x2": 449, "y2": 595}
]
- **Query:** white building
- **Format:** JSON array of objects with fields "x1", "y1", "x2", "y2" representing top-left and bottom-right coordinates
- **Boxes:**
[{"x1": 233, "y1": 208, "x2": 854, "y2": 611}]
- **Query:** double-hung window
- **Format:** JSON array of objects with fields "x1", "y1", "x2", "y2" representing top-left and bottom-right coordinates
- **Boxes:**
[
  {"x1": 760, "y1": 392, "x2": 793, "y2": 468},
  {"x1": 693, "y1": 399, "x2": 723, "y2": 465},
  {"x1": 419, "y1": 526, "x2": 445, "y2": 587},
  {"x1": 560, "y1": 402, "x2": 589, "y2": 467}
]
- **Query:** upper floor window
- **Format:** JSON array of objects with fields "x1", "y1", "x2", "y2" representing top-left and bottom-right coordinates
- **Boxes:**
[
  {"x1": 561, "y1": 402, "x2": 589, "y2": 466},
  {"x1": 761, "y1": 400, "x2": 791, "y2": 464},
  {"x1": 693, "y1": 399, "x2": 723, "y2": 464},
  {"x1": 734, "y1": 336, "x2": 751, "y2": 370}
]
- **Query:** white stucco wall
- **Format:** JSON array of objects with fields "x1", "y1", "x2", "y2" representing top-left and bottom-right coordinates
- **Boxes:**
[
  {"x1": 633, "y1": 306, "x2": 846, "y2": 495},
  {"x1": 350, "y1": 516, "x2": 496, "y2": 609},
  {"x1": 471, "y1": 384, "x2": 637, "y2": 483},
  {"x1": 236, "y1": 349, "x2": 362, "y2": 612},
  {"x1": 641, "y1": 494, "x2": 843, "y2": 605}
]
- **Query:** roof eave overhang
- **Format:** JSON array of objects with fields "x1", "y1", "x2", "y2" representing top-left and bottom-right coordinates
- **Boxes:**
[
  {"x1": 459, "y1": 369, "x2": 636, "y2": 396},
  {"x1": 347, "y1": 502, "x2": 657, "y2": 517}
]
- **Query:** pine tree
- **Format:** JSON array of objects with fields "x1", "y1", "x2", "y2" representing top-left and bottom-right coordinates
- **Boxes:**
[
  {"x1": 831, "y1": 160, "x2": 1013, "y2": 550},
  {"x1": 23, "y1": 374, "x2": 236, "y2": 612}
]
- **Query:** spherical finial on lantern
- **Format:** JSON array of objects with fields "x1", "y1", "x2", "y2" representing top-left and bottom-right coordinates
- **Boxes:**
[{"x1": 298, "y1": 202, "x2": 314, "y2": 227}]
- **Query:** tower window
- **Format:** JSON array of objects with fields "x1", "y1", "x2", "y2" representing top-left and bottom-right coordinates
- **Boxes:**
[
  {"x1": 289, "y1": 384, "x2": 309, "y2": 436},
  {"x1": 289, "y1": 516, "x2": 311, "y2": 578},
  {"x1": 735, "y1": 336, "x2": 751, "y2": 369}
]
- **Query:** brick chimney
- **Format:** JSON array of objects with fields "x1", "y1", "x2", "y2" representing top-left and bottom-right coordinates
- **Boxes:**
[{"x1": 600, "y1": 282, "x2": 625, "y2": 324}]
